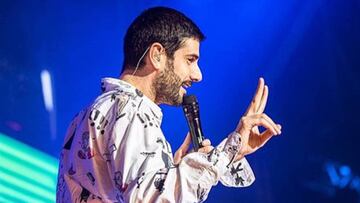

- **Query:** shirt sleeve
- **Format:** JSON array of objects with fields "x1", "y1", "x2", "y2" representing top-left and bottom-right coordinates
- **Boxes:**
[{"x1": 216, "y1": 132, "x2": 255, "y2": 187}]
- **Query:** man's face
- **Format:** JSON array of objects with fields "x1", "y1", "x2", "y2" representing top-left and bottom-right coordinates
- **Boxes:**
[{"x1": 154, "y1": 38, "x2": 202, "y2": 106}]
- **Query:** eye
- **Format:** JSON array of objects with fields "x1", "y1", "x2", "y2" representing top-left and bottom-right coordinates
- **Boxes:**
[{"x1": 187, "y1": 57, "x2": 196, "y2": 64}]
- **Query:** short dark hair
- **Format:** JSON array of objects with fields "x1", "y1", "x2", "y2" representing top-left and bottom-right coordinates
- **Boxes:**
[{"x1": 122, "y1": 7, "x2": 205, "y2": 70}]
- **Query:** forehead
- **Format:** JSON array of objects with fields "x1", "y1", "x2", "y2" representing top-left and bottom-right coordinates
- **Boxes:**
[{"x1": 174, "y1": 38, "x2": 200, "y2": 57}]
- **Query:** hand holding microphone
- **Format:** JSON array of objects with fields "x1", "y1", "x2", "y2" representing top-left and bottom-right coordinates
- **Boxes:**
[
  {"x1": 182, "y1": 95, "x2": 205, "y2": 151},
  {"x1": 173, "y1": 95, "x2": 213, "y2": 164}
]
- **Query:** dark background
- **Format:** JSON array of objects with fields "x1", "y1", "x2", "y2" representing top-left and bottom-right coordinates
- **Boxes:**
[{"x1": 1, "y1": 0, "x2": 360, "y2": 202}]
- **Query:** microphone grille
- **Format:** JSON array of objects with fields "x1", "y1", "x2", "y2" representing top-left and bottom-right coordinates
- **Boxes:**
[{"x1": 182, "y1": 95, "x2": 198, "y2": 105}]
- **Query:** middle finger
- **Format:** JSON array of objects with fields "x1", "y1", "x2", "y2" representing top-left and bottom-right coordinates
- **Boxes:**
[
  {"x1": 250, "y1": 77, "x2": 265, "y2": 113},
  {"x1": 257, "y1": 85, "x2": 268, "y2": 113}
]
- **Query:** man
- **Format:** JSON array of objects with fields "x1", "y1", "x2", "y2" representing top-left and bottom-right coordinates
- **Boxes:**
[{"x1": 56, "y1": 6, "x2": 282, "y2": 203}]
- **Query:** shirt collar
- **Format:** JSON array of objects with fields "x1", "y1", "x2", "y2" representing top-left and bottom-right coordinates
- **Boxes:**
[{"x1": 101, "y1": 77, "x2": 163, "y2": 119}]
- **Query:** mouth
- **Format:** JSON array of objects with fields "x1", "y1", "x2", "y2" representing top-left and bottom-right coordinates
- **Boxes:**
[
  {"x1": 181, "y1": 81, "x2": 192, "y2": 89},
  {"x1": 181, "y1": 81, "x2": 192, "y2": 95}
]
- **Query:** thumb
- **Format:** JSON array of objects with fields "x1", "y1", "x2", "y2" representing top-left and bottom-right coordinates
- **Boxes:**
[
  {"x1": 174, "y1": 133, "x2": 192, "y2": 164},
  {"x1": 179, "y1": 132, "x2": 192, "y2": 152}
]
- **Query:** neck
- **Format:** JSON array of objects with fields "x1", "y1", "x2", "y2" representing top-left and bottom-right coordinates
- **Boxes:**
[{"x1": 120, "y1": 68, "x2": 158, "y2": 103}]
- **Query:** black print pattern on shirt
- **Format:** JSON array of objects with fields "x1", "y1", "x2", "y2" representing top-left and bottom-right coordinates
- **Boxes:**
[
  {"x1": 135, "y1": 88, "x2": 144, "y2": 97},
  {"x1": 56, "y1": 174, "x2": 66, "y2": 200},
  {"x1": 161, "y1": 152, "x2": 173, "y2": 169},
  {"x1": 136, "y1": 113, "x2": 159, "y2": 128},
  {"x1": 78, "y1": 132, "x2": 95, "y2": 159},
  {"x1": 140, "y1": 151, "x2": 156, "y2": 158},
  {"x1": 149, "y1": 109, "x2": 160, "y2": 128},
  {"x1": 68, "y1": 163, "x2": 76, "y2": 175},
  {"x1": 64, "y1": 110, "x2": 88, "y2": 150},
  {"x1": 156, "y1": 138, "x2": 173, "y2": 168},
  {"x1": 207, "y1": 148, "x2": 220, "y2": 166},
  {"x1": 79, "y1": 187, "x2": 90, "y2": 203},
  {"x1": 196, "y1": 184, "x2": 207, "y2": 203},
  {"x1": 150, "y1": 108, "x2": 158, "y2": 119},
  {"x1": 137, "y1": 99, "x2": 144, "y2": 110},
  {"x1": 103, "y1": 143, "x2": 117, "y2": 163},
  {"x1": 114, "y1": 171, "x2": 129, "y2": 194},
  {"x1": 136, "y1": 111, "x2": 159, "y2": 128},
  {"x1": 114, "y1": 171, "x2": 123, "y2": 190},
  {"x1": 63, "y1": 127, "x2": 76, "y2": 150},
  {"x1": 225, "y1": 144, "x2": 238, "y2": 166},
  {"x1": 89, "y1": 109, "x2": 109, "y2": 135},
  {"x1": 79, "y1": 187, "x2": 102, "y2": 203},
  {"x1": 110, "y1": 91, "x2": 130, "y2": 121},
  {"x1": 136, "y1": 113, "x2": 147, "y2": 128},
  {"x1": 101, "y1": 81, "x2": 106, "y2": 92},
  {"x1": 114, "y1": 171, "x2": 122, "y2": 189},
  {"x1": 230, "y1": 162, "x2": 245, "y2": 186},
  {"x1": 136, "y1": 109, "x2": 160, "y2": 129},
  {"x1": 154, "y1": 168, "x2": 169, "y2": 193},
  {"x1": 87, "y1": 172, "x2": 96, "y2": 186},
  {"x1": 63, "y1": 115, "x2": 80, "y2": 150},
  {"x1": 144, "y1": 113, "x2": 155, "y2": 127},
  {"x1": 116, "y1": 113, "x2": 126, "y2": 121},
  {"x1": 136, "y1": 172, "x2": 146, "y2": 189}
]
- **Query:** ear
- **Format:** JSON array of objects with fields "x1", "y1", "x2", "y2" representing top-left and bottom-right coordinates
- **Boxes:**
[{"x1": 148, "y1": 42, "x2": 165, "y2": 70}]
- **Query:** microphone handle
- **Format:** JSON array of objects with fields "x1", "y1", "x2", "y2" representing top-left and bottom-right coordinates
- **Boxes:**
[{"x1": 186, "y1": 116, "x2": 204, "y2": 151}]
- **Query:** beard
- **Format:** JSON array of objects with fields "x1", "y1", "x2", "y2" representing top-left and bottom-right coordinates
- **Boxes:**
[{"x1": 153, "y1": 59, "x2": 184, "y2": 106}]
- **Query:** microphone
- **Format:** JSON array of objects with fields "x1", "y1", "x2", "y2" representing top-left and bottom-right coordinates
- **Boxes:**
[{"x1": 182, "y1": 95, "x2": 205, "y2": 151}]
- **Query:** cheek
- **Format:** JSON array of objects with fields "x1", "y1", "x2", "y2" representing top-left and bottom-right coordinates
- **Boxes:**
[{"x1": 173, "y1": 63, "x2": 190, "y2": 80}]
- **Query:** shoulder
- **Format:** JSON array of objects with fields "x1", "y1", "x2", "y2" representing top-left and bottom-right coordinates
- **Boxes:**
[{"x1": 88, "y1": 89, "x2": 143, "y2": 122}]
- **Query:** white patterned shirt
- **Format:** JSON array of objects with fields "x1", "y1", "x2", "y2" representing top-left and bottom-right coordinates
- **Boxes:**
[{"x1": 56, "y1": 77, "x2": 255, "y2": 203}]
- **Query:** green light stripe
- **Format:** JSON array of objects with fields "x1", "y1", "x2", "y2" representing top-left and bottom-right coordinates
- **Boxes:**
[
  {"x1": 0, "y1": 133, "x2": 58, "y2": 174},
  {"x1": 0, "y1": 146, "x2": 57, "y2": 178},
  {"x1": 0, "y1": 196, "x2": 15, "y2": 203},
  {"x1": 0, "y1": 184, "x2": 48, "y2": 203},
  {"x1": 0, "y1": 197, "x2": 11, "y2": 203},
  {"x1": 0, "y1": 165, "x2": 55, "y2": 192},
  {"x1": 0, "y1": 171, "x2": 55, "y2": 202},
  {"x1": 0, "y1": 191, "x2": 28, "y2": 203},
  {"x1": 0, "y1": 181, "x2": 53, "y2": 203},
  {"x1": 0, "y1": 177, "x2": 51, "y2": 203},
  {"x1": 0, "y1": 197, "x2": 16, "y2": 203},
  {"x1": 0, "y1": 156, "x2": 56, "y2": 189}
]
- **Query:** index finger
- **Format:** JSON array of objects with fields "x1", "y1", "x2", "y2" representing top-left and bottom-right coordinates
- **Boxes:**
[
  {"x1": 201, "y1": 139, "x2": 211, "y2": 147},
  {"x1": 198, "y1": 146, "x2": 214, "y2": 154}
]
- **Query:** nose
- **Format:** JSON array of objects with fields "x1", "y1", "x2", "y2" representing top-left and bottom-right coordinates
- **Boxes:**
[{"x1": 190, "y1": 64, "x2": 203, "y2": 82}]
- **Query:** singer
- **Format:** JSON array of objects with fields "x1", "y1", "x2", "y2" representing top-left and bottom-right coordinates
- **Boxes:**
[{"x1": 56, "y1": 7, "x2": 282, "y2": 203}]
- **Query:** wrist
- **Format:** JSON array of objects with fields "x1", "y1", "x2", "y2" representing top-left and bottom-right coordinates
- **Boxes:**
[
  {"x1": 236, "y1": 127, "x2": 248, "y2": 138},
  {"x1": 233, "y1": 131, "x2": 248, "y2": 158}
]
